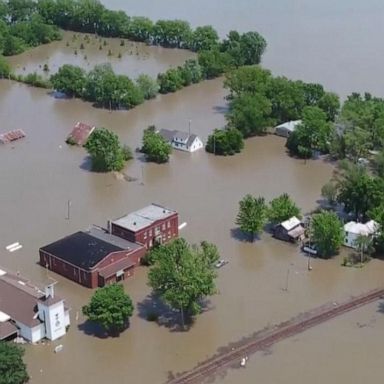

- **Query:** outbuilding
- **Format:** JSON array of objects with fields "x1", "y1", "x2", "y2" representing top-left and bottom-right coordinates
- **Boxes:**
[
  {"x1": 158, "y1": 129, "x2": 204, "y2": 152},
  {"x1": 274, "y1": 216, "x2": 305, "y2": 242},
  {"x1": 274, "y1": 120, "x2": 302, "y2": 138},
  {"x1": 39, "y1": 228, "x2": 146, "y2": 288}
]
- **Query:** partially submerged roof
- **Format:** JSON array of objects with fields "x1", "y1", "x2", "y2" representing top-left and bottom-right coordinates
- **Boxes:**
[
  {"x1": 158, "y1": 129, "x2": 199, "y2": 145},
  {"x1": 173, "y1": 130, "x2": 190, "y2": 142},
  {"x1": 66, "y1": 122, "x2": 95, "y2": 146},
  {"x1": 0, "y1": 129, "x2": 26, "y2": 144},
  {"x1": 274, "y1": 120, "x2": 302, "y2": 132},
  {"x1": 112, "y1": 203, "x2": 177, "y2": 232},
  {"x1": 158, "y1": 128, "x2": 175, "y2": 143},
  {"x1": 344, "y1": 220, "x2": 378, "y2": 236},
  {"x1": 86, "y1": 226, "x2": 143, "y2": 252},
  {"x1": 40, "y1": 231, "x2": 124, "y2": 270},
  {"x1": 186, "y1": 134, "x2": 198, "y2": 147},
  {"x1": 280, "y1": 216, "x2": 302, "y2": 231}
]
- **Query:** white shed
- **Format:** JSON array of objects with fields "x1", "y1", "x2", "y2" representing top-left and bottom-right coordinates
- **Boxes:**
[{"x1": 274, "y1": 120, "x2": 302, "y2": 138}]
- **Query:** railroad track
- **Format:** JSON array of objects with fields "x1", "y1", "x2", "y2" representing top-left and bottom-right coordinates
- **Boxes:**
[{"x1": 167, "y1": 288, "x2": 384, "y2": 384}]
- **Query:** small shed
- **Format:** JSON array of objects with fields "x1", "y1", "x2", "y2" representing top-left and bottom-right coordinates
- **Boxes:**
[
  {"x1": 66, "y1": 122, "x2": 95, "y2": 146},
  {"x1": 274, "y1": 120, "x2": 302, "y2": 138},
  {"x1": 274, "y1": 216, "x2": 305, "y2": 242}
]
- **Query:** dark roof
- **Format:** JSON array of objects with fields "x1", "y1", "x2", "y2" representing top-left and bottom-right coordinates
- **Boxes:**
[
  {"x1": 186, "y1": 134, "x2": 198, "y2": 148},
  {"x1": 0, "y1": 321, "x2": 18, "y2": 340},
  {"x1": 40, "y1": 231, "x2": 124, "y2": 270},
  {"x1": 0, "y1": 279, "x2": 41, "y2": 327},
  {"x1": 158, "y1": 128, "x2": 175, "y2": 143}
]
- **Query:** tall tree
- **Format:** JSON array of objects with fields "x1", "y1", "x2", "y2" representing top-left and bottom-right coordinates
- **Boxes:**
[
  {"x1": 148, "y1": 238, "x2": 218, "y2": 327},
  {"x1": 141, "y1": 126, "x2": 172, "y2": 163},
  {"x1": 0, "y1": 342, "x2": 29, "y2": 384},
  {"x1": 236, "y1": 194, "x2": 268, "y2": 240},
  {"x1": 50, "y1": 64, "x2": 86, "y2": 97},
  {"x1": 268, "y1": 193, "x2": 301, "y2": 225},
  {"x1": 310, "y1": 210, "x2": 344, "y2": 258},
  {"x1": 82, "y1": 283, "x2": 134, "y2": 334},
  {"x1": 205, "y1": 127, "x2": 244, "y2": 156},
  {"x1": 354, "y1": 234, "x2": 374, "y2": 264},
  {"x1": 84, "y1": 128, "x2": 130, "y2": 172}
]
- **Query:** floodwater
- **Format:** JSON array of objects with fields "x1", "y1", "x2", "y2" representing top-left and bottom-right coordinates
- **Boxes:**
[
  {"x1": 1, "y1": 1, "x2": 384, "y2": 384},
  {"x1": 6, "y1": 31, "x2": 194, "y2": 78}
]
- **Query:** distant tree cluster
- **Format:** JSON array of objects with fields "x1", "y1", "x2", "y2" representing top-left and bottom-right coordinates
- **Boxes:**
[
  {"x1": 330, "y1": 93, "x2": 384, "y2": 162},
  {"x1": 224, "y1": 66, "x2": 340, "y2": 139},
  {"x1": 0, "y1": 1, "x2": 62, "y2": 56},
  {"x1": 204, "y1": 66, "x2": 339, "y2": 157}
]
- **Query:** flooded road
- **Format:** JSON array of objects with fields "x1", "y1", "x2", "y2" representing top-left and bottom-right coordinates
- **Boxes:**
[{"x1": 1, "y1": 1, "x2": 384, "y2": 383}]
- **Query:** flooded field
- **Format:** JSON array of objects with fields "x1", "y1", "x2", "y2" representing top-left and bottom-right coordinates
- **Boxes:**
[
  {"x1": 6, "y1": 31, "x2": 194, "y2": 78},
  {"x1": 1, "y1": 1, "x2": 384, "y2": 383}
]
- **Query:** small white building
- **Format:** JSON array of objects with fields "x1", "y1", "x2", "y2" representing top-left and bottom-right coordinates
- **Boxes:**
[
  {"x1": 0, "y1": 268, "x2": 70, "y2": 343},
  {"x1": 343, "y1": 220, "x2": 378, "y2": 248},
  {"x1": 274, "y1": 120, "x2": 302, "y2": 138},
  {"x1": 158, "y1": 129, "x2": 203, "y2": 152}
]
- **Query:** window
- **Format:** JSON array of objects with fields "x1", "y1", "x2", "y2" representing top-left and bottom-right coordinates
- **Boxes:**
[
  {"x1": 149, "y1": 229, "x2": 152, "y2": 236},
  {"x1": 167, "y1": 221, "x2": 171, "y2": 228},
  {"x1": 162, "y1": 223, "x2": 166, "y2": 230},
  {"x1": 144, "y1": 231, "x2": 147, "y2": 240}
]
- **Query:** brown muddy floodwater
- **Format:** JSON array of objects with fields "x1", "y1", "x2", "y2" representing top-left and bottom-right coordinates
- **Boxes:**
[
  {"x1": 6, "y1": 31, "x2": 194, "y2": 78},
  {"x1": 1, "y1": 1, "x2": 384, "y2": 383}
]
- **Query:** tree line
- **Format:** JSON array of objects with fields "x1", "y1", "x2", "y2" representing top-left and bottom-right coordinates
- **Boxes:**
[
  {"x1": 0, "y1": 0, "x2": 62, "y2": 56},
  {"x1": 206, "y1": 65, "x2": 340, "y2": 156}
]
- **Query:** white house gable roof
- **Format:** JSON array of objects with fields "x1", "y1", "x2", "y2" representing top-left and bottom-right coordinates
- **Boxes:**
[
  {"x1": 344, "y1": 220, "x2": 378, "y2": 236},
  {"x1": 281, "y1": 216, "x2": 301, "y2": 231},
  {"x1": 275, "y1": 120, "x2": 302, "y2": 132}
]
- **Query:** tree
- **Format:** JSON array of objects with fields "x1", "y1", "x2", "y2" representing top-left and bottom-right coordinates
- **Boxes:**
[
  {"x1": 321, "y1": 181, "x2": 338, "y2": 206},
  {"x1": 84, "y1": 128, "x2": 129, "y2": 172},
  {"x1": 0, "y1": 342, "x2": 29, "y2": 384},
  {"x1": 198, "y1": 49, "x2": 232, "y2": 79},
  {"x1": 50, "y1": 64, "x2": 86, "y2": 97},
  {"x1": 136, "y1": 74, "x2": 159, "y2": 100},
  {"x1": 226, "y1": 92, "x2": 273, "y2": 137},
  {"x1": 0, "y1": 55, "x2": 11, "y2": 77},
  {"x1": 318, "y1": 92, "x2": 340, "y2": 121},
  {"x1": 268, "y1": 193, "x2": 301, "y2": 225},
  {"x1": 141, "y1": 126, "x2": 172, "y2": 163},
  {"x1": 236, "y1": 194, "x2": 268, "y2": 241},
  {"x1": 205, "y1": 128, "x2": 244, "y2": 156},
  {"x1": 180, "y1": 59, "x2": 202, "y2": 85},
  {"x1": 310, "y1": 211, "x2": 343, "y2": 258},
  {"x1": 189, "y1": 25, "x2": 219, "y2": 51},
  {"x1": 354, "y1": 234, "x2": 374, "y2": 264},
  {"x1": 344, "y1": 127, "x2": 371, "y2": 162},
  {"x1": 286, "y1": 106, "x2": 333, "y2": 158},
  {"x1": 82, "y1": 284, "x2": 134, "y2": 334},
  {"x1": 336, "y1": 161, "x2": 384, "y2": 220},
  {"x1": 157, "y1": 68, "x2": 184, "y2": 94},
  {"x1": 238, "y1": 31, "x2": 267, "y2": 65},
  {"x1": 148, "y1": 238, "x2": 218, "y2": 327}
]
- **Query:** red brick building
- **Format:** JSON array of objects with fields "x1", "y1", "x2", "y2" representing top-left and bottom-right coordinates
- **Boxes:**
[
  {"x1": 110, "y1": 204, "x2": 179, "y2": 249},
  {"x1": 39, "y1": 228, "x2": 145, "y2": 288}
]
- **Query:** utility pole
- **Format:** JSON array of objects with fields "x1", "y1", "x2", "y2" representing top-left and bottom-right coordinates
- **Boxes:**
[
  {"x1": 188, "y1": 119, "x2": 191, "y2": 137},
  {"x1": 66, "y1": 199, "x2": 72, "y2": 220},
  {"x1": 283, "y1": 268, "x2": 290, "y2": 291},
  {"x1": 140, "y1": 165, "x2": 144, "y2": 185}
]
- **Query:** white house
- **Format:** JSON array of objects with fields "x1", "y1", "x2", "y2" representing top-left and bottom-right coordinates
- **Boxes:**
[
  {"x1": 274, "y1": 120, "x2": 302, "y2": 138},
  {"x1": 158, "y1": 129, "x2": 204, "y2": 152},
  {"x1": 343, "y1": 220, "x2": 379, "y2": 249},
  {"x1": 0, "y1": 268, "x2": 70, "y2": 342}
]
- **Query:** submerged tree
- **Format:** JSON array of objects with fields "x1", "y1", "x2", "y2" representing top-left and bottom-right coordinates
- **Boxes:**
[
  {"x1": 0, "y1": 342, "x2": 29, "y2": 384},
  {"x1": 268, "y1": 193, "x2": 301, "y2": 225},
  {"x1": 85, "y1": 128, "x2": 131, "y2": 172},
  {"x1": 310, "y1": 210, "x2": 343, "y2": 258},
  {"x1": 82, "y1": 284, "x2": 134, "y2": 334},
  {"x1": 141, "y1": 126, "x2": 172, "y2": 163},
  {"x1": 236, "y1": 194, "x2": 268, "y2": 241},
  {"x1": 148, "y1": 238, "x2": 218, "y2": 328}
]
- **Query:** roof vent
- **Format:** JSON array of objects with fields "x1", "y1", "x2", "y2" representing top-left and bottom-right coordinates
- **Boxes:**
[{"x1": 133, "y1": 222, "x2": 136, "y2": 225}]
